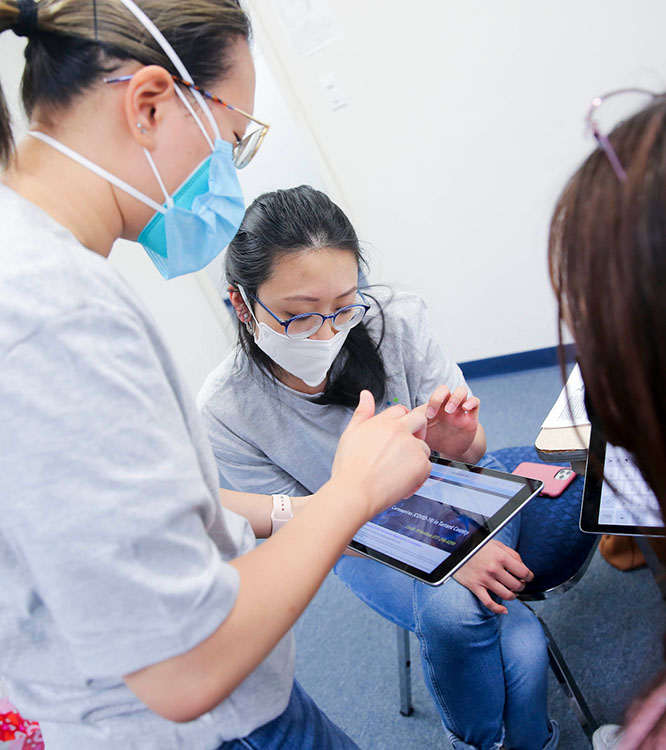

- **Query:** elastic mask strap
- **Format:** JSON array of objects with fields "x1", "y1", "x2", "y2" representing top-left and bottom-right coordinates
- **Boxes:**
[
  {"x1": 174, "y1": 86, "x2": 215, "y2": 151},
  {"x1": 115, "y1": 0, "x2": 221, "y2": 142},
  {"x1": 28, "y1": 131, "x2": 167, "y2": 215},
  {"x1": 238, "y1": 285, "x2": 259, "y2": 326},
  {"x1": 142, "y1": 148, "x2": 173, "y2": 208}
]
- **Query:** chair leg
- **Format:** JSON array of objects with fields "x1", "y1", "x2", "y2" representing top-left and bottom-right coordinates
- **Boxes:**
[
  {"x1": 396, "y1": 625, "x2": 413, "y2": 717},
  {"x1": 537, "y1": 615, "x2": 598, "y2": 743}
]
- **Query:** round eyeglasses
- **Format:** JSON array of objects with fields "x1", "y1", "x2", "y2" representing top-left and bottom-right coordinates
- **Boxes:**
[{"x1": 239, "y1": 286, "x2": 371, "y2": 339}]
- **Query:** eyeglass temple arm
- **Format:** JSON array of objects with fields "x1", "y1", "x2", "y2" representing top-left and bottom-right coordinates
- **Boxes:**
[{"x1": 104, "y1": 75, "x2": 270, "y2": 131}]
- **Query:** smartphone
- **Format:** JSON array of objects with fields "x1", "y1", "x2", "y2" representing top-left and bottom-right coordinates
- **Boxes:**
[{"x1": 511, "y1": 462, "x2": 576, "y2": 497}]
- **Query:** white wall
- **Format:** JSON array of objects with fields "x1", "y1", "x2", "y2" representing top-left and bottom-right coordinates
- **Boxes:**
[
  {"x1": 3, "y1": 2, "x2": 666, "y2": 392},
  {"x1": 247, "y1": 0, "x2": 666, "y2": 362}
]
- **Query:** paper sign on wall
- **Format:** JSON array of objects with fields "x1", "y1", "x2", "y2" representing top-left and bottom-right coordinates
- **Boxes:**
[{"x1": 274, "y1": 0, "x2": 341, "y2": 57}]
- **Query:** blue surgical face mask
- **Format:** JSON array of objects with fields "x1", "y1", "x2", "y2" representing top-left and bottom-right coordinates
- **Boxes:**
[
  {"x1": 27, "y1": 0, "x2": 246, "y2": 280},
  {"x1": 28, "y1": 128, "x2": 245, "y2": 281},
  {"x1": 137, "y1": 137, "x2": 245, "y2": 279}
]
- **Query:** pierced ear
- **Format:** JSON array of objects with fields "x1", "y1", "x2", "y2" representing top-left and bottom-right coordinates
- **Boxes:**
[
  {"x1": 123, "y1": 65, "x2": 175, "y2": 148},
  {"x1": 228, "y1": 286, "x2": 250, "y2": 321}
]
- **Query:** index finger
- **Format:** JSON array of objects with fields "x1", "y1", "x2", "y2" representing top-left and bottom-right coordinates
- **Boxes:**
[
  {"x1": 426, "y1": 385, "x2": 451, "y2": 418},
  {"x1": 399, "y1": 408, "x2": 429, "y2": 441},
  {"x1": 377, "y1": 403, "x2": 409, "y2": 419}
]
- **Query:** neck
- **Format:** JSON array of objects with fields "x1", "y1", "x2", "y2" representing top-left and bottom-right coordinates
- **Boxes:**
[
  {"x1": 276, "y1": 367, "x2": 328, "y2": 395},
  {"x1": 2, "y1": 133, "x2": 123, "y2": 256}
]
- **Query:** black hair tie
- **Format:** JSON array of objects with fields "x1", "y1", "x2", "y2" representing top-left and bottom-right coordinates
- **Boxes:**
[{"x1": 14, "y1": 0, "x2": 38, "y2": 38}]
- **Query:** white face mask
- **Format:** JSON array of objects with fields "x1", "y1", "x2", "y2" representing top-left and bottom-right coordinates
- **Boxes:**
[{"x1": 253, "y1": 321, "x2": 349, "y2": 387}]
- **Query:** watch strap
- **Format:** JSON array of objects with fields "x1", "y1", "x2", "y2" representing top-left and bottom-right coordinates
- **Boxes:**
[{"x1": 271, "y1": 494, "x2": 293, "y2": 535}]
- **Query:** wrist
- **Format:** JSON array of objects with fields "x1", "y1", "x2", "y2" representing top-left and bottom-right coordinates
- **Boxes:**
[
  {"x1": 290, "y1": 495, "x2": 309, "y2": 515},
  {"x1": 460, "y1": 427, "x2": 486, "y2": 464},
  {"x1": 313, "y1": 479, "x2": 371, "y2": 532}
]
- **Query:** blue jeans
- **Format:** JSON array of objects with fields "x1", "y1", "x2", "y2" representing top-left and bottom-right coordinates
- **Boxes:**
[
  {"x1": 334, "y1": 456, "x2": 558, "y2": 750},
  {"x1": 217, "y1": 680, "x2": 359, "y2": 750}
]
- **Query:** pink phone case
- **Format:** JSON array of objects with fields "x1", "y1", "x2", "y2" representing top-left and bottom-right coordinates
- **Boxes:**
[{"x1": 511, "y1": 462, "x2": 576, "y2": 497}]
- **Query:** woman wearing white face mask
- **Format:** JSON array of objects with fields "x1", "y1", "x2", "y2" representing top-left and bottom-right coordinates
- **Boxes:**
[
  {"x1": 0, "y1": 2, "x2": 432, "y2": 749},
  {"x1": 198, "y1": 185, "x2": 559, "y2": 750}
]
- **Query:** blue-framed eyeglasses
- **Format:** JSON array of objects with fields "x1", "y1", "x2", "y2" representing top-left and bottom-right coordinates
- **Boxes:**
[{"x1": 239, "y1": 286, "x2": 371, "y2": 339}]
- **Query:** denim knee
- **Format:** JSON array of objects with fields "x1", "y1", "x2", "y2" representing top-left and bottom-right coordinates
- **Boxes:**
[{"x1": 415, "y1": 577, "x2": 496, "y2": 647}]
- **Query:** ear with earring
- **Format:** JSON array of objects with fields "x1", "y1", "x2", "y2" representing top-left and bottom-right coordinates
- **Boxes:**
[
  {"x1": 136, "y1": 121, "x2": 147, "y2": 135},
  {"x1": 240, "y1": 310, "x2": 254, "y2": 335}
]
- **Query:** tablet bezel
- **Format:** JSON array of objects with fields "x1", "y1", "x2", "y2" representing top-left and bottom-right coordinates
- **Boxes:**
[
  {"x1": 347, "y1": 454, "x2": 543, "y2": 586},
  {"x1": 579, "y1": 421, "x2": 666, "y2": 537}
]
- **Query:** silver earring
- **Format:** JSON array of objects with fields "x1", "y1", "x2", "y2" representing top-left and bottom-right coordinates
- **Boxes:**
[
  {"x1": 136, "y1": 121, "x2": 147, "y2": 135},
  {"x1": 245, "y1": 319, "x2": 255, "y2": 335}
]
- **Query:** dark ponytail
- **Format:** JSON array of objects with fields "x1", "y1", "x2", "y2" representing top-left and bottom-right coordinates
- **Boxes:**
[{"x1": 225, "y1": 185, "x2": 387, "y2": 408}]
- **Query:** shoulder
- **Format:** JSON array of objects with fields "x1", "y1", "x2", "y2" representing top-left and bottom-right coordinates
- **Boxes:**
[
  {"x1": 363, "y1": 286, "x2": 430, "y2": 342},
  {"x1": 197, "y1": 352, "x2": 243, "y2": 412},
  {"x1": 197, "y1": 351, "x2": 260, "y2": 435},
  {"x1": 0, "y1": 185, "x2": 145, "y2": 359}
]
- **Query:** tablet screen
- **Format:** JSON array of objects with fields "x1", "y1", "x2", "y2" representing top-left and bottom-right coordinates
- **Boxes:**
[
  {"x1": 598, "y1": 444, "x2": 662, "y2": 528},
  {"x1": 349, "y1": 456, "x2": 542, "y2": 585},
  {"x1": 580, "y1": 422, "x2": 665, "y2": 536}
]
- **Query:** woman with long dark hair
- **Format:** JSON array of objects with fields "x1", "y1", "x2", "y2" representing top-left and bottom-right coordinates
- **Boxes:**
[
  {"x1": 548, "y1": 91, "x2": 666, "y2": 750},
  {"x1": 199, "y1": 185, "x2": 559, "y2": 750},
  {"x1": 0, "y1": 2, "x2": 431, "y2": 748}
]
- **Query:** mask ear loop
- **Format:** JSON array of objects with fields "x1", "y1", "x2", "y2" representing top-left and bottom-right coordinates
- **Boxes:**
[
  {"x1": 237, "y1": 284, "x2": 258, "y2": 335},
  {"x1": 173, "y1": 86, "x2": 215, "y2": 152},
  {"x1": 28, "y1": 130, "x2": 167, "y2": 215},
  {"x1": 140, "y1": 84, "x2": 216, "y2": 212},
  {"x1": 142, "y1": 149, "x2": 174, "y2": 208}
]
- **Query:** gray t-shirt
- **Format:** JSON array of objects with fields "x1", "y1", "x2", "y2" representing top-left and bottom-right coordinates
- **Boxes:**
[
  {"x1": 0, "y1": 184, "x2": 294, "y2": 749},
  {"x1": 198, "y1": 289, "x2": 468, "y2": 496}
]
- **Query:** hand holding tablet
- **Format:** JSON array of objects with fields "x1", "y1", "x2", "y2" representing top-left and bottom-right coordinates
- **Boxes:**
[{"x1": 452, "y1": 539, "x2": 534, "y2": 614}]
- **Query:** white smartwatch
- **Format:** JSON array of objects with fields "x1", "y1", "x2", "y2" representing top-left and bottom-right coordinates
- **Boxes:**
[{"x1": 271, "y1": 494, "x2": 293, "y2": 535}]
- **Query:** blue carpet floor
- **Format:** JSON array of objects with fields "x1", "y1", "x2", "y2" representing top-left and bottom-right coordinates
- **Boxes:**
[{"x1": 292, "y1": 365, "x2": 666, "y2": 749}]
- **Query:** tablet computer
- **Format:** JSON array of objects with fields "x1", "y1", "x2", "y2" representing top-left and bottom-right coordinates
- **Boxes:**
[
  {"x1": 348, "y1": 455, "x2": 543, "y2": 586},
  {"x1": 580, "y1": 418, "x2": 665, "y2": 536}
]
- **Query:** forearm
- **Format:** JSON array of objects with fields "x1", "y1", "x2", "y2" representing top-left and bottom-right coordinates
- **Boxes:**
[
  {"x1": 125, "y1": 395, "x2": 431, "y2": 722},
  {"x1": 218, "y1": 488, "x2": 307, "y2": 539},
  {"x1": 125, "y1": 480, "x2": 362, "y2": 722}
]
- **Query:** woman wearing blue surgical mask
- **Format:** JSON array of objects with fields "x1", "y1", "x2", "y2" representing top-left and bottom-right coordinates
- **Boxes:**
[
  {"x1": 0, "y1": 2, "x2": 431, "y2": 749},
  {"x1": 198, "y1": 185, "x2": 559, "y2": 750}
]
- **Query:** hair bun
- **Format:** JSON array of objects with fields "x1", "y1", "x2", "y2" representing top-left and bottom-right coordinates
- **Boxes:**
[{"x1": 13, "y1": 0, "x2": 38, "y2": 37}]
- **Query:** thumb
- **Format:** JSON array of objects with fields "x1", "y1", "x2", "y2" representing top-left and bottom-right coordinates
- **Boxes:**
[{"x1": 348, "y1": 389, "x2": 376, "y2": 429}]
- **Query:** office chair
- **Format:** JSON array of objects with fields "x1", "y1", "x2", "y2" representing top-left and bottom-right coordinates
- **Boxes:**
[{"x1": 395, "y1": 445, "x2": 599, "y2": 743}]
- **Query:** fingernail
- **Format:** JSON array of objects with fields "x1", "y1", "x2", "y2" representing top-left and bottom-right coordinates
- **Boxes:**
[
  {"x1": 444, "y1": 403, "x2": 456, "y2": 414},
  {"x1": 426, "y1": 407, "x2": 436, "y2": 418}
]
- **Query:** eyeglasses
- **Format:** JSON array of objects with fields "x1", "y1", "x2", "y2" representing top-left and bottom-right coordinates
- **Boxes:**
[
  {"x1": 243, "y1": 288, "x2": 371, "y2": 339},
  {"x1": 586, "y1": 88, "x2": 659, "y2": 182},
  {"x1": 104, "y1": 74, "x2": 270, "y2": 169}
]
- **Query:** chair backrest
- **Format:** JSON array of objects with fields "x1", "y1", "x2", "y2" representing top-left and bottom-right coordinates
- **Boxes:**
[{"x1": 490, "y1": 445, "x2": 597, "y2": 599}]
